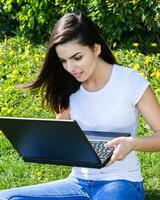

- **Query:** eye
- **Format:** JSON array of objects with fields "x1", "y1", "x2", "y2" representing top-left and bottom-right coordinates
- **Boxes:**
[
  {"x1": 60, "y1": 59, "x2": 66, "y2": 64},
  {"x1": 74, "y1": 56, "x2": 82, "y2": 61}
]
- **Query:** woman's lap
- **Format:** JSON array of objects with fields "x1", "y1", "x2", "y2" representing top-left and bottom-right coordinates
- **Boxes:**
[
  {"x1": 91, "y1": 179, "x2": 144, "y2": 200},
  {"x1": 0, "y1": 177, "x2": 89, "y2": 200},
  {"x1": 0, "y1": 177, "x2": 144, "y2": 200}
]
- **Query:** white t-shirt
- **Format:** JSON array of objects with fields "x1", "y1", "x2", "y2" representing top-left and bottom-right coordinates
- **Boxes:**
[{"x1": 69, "y1": 64, "x2": 150, "y2": 182}]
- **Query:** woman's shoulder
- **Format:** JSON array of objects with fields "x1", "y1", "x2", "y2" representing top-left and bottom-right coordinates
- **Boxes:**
[
  {"x1": 114, "y1": 64, "x2": 135, "y2": 74},
  {"x1": 114, "y1": 64, "x2": 144, "y2": 80}
]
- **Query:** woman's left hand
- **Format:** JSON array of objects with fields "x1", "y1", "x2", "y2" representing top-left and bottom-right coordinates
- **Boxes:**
[{"x1": 106, "y1": 136, "x2": 136, "y2": 166}]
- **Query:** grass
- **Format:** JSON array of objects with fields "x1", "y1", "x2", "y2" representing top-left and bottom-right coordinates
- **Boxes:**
[{"x1": 0, "y1": 36, "x2": 160, "y2": 199}]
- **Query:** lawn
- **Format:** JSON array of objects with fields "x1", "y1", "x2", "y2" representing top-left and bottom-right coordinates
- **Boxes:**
[{"x1": 0, "y1": 37, "x2": 160, "y2": 199}]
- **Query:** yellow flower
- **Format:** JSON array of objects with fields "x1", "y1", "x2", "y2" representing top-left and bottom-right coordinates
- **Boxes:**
[
  {"x1": 133, "y1": 63, "x2": 140, "y2": 70},
  {"x1": 4, "y1": 38, "x2": 8, "y2": 44},
  {"x1": 1, "y1": 107, "x2": 7, "y2": 112},
  {"x1": 41, "y1": 53, "x2": 46, "y2": 59},
  {"x1": 34, "y1": 54, "x2": 39, "y2": 62},
  {"x1": 35, "y1": 107, "x2": 40, "y2": 112},
  {"x1": 150, "y1": 43, "x2": 157, "y2": 47},
  {"x1": 140, "y1": 71, "x2": 146, "y2": 77},
  {"x1": 36, "y1": 172, "x2": 43, "y2": 177},
  {"x1": 138, "y1": 53, "x2": 143, "y2": 56},
  {"x1": 113, "y1": 42, "x2": 117, "y2": 48},
  {"x1": 24, "y1": 50, "x2": 30, "y2": 57},
  {"x1": 18, "y1": 77, "x2": 24, "y2": 82},
  {"x1": 0, "y1": 60, "x2": 3, "y2": 65},
  {"x1": 157, "y1": 53, "x2": 160, "y2": 57},
  {"x1": 12, "y1": 69, "x2": 19, "y2": 75},
  {"x1": 7, "y1": 108, "x2": 13, "y2": 114},
  {"x1": 156, "y1": 71, "x2": 160, "y2": 79},
  {"x1": 113, "y1": 52, "x2": 119, "y2": 59},
  {"x1": 133, "y1": 43, "x2": 139, "y2": 47},
  {"x1": 130, "y1": 0, "x2": 139, "y2": 5},
  {"x1": 9, "y1": 50, "x2": 14, "y2": 56},
  {"x1": 145, "y1": 55, "x2": 152, "y2": 64},
  {"x1": 150, "y1": 71, "x2": 156, "y2": 77},
  {"x1": 26, "y1": 44, "x2": 31, "y2": 49}
]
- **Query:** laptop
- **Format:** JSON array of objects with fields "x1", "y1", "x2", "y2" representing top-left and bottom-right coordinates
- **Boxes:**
[{"x1": 0, "y1": 116, "x2": 130, "y2": 168}]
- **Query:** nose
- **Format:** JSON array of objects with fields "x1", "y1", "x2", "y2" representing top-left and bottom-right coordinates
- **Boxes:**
[{"x1": 66, "y1": 60, "x2": 76, "y2": 73}]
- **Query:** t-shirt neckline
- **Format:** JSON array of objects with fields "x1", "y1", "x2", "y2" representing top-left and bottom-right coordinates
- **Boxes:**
[{"x1": 80, "y1": 64, "x2": 116, "y2": 94}]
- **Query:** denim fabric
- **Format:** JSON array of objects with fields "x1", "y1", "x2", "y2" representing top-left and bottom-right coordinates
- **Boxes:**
[{"x1": 0, "y1": 177, "x2": 144, "y2": 200}]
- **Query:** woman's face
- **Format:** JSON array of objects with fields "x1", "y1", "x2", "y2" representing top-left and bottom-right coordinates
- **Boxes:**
[{"x1": 55, "y1": 40, "x2": 101, "y2": 82}]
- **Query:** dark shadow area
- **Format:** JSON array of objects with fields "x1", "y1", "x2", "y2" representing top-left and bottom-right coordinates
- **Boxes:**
[
  {"x1": 111, "y1": 31, "x2": 160, "y2": 55},
  {"x1": 145, "y1": 190, "x2": 160, "y2": 200}
]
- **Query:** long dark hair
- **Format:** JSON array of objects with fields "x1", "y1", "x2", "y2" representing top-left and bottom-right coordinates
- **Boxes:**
[{"x1": 28, "y1": 12, "x2": 117, "y2": 114}]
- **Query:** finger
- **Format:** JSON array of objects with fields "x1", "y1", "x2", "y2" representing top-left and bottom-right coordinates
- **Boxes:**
[
  {"x1": 106, "y1": 138, "x2": 120, "y2": 147},
  {"x1": 106, "y1": 149, "x2": 119, "y2": 166}
]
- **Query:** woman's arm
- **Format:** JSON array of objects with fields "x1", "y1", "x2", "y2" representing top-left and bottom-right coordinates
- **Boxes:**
[
  {"x1": 106, "y1": 86, "x2": 160, "y2": 165},
  {"x1": 132, "y1": 86, "x2": 160, "y2": 152}
]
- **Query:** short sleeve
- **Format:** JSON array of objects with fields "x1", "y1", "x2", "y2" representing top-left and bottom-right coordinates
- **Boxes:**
[{"x1": 127, "y1": 70, "x2": 150, "y2": 106}]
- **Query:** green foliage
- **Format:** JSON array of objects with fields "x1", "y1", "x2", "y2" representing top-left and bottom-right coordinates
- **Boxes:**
[
  {"x1": 0, "y1": 36, "x2": 54, "y2": 118},
  {"x1": 0, "y1": 0, "x2": 160, "y2": 44},
  {"x1": 0, "y1": 1, "x2": 19, "y2": 39}
]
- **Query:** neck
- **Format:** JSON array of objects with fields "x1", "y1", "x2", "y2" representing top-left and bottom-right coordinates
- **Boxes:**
[{"x1": 82, "y1": 59, "x2": 113, "y2": 92}]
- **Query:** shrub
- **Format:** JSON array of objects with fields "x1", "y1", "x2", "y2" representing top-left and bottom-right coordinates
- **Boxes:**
[{"x1": 0, "y1": 0, "x2": 159, "y2": 44}]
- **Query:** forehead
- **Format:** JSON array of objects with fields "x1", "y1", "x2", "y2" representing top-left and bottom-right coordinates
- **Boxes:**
[{"x1": 55, "y1": 40, "x2": 89, "y2": 59}]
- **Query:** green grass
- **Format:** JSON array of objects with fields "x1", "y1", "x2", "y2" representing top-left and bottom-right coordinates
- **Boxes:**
[{"x1": 0, "y1": 36, "x2": 160, "y2": 199}]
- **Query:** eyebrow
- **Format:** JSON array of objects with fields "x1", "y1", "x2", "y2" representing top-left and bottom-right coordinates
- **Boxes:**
[{"x1": 58, "y1": 52, "x2": 81, "y2": 61}]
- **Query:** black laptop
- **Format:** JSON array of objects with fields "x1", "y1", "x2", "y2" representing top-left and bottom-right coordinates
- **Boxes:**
[{"x1": 0, "y1": 117, "x2": 130, "y2": 168}]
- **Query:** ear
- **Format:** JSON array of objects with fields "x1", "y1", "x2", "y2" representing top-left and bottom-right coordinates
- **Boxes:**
[{"x1": 93, "y1": 43, "x2": 101, "y2": 56}]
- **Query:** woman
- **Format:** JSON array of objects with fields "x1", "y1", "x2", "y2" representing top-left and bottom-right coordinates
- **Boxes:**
[{"x1": 0, "y1": 12, "x2": 160, "y2": 200}]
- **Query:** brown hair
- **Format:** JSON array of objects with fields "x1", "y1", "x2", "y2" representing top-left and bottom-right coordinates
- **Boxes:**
[{"x1": 27, "y1": 12, "x2": 117, "y2": 114}]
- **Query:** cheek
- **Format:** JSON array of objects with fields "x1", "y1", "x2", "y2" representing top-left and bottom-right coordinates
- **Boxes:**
[{"x1": 81, "y1": 54, "x2": 96, "y2": 69}]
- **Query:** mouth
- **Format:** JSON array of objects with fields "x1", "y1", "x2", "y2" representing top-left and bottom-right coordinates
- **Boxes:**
[{"x1": 73, "y1": 72, "x2": 83, "y2": 79}]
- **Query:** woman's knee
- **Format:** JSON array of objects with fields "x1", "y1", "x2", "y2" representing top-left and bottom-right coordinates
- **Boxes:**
[{"x1": 94, "y1": 180, "x2": 144, "y2": 200}]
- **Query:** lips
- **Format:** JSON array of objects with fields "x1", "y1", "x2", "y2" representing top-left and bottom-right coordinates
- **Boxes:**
[{"x1": 73, "y1": 72, "x2": 83, "y2": 79}]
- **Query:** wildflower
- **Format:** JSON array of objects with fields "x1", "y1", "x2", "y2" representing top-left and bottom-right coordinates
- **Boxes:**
[
  {"x1": 133, "y1": 63, "x2": 140, "y2": 70},
  {"x1": 35, "y1": 107, "x2": 40, "y2": 112},
  {"x1": 150, "y1": 68, "x2": 160, "y2": 79},
  {"x1": 26, "y1": 44, "x2": 31, "y2": 49},
  {"x1": 157, "y1": 53, "x2": 160, "y2": 57},
  {"x1": 140, "y1": 71, "x2": 146, "y2": 78},
  {"x1": 130, "y1": 0, "x2": 138, "y2": 5},
  {"x1": 41, "y1": 53, "x2": 46, "y2": 59},
  {"x1": 145, "y1": 55, "x2": 152, "y2": 64},
  {"x1": 12, "y1": 69, "x2": 19, "y2": 75},
  {"x1": 113, "y1": 42, "x2": 117, "y2": 48},
  {"x1": 150, "y1": 43, "x2": 157, "y2": 47},
  {"x1": 4, "y1": 38, "x2": 8, "y2": 44},
  {"x1": 156, "y1": 71, "x2": 160, "y2": 79},
  {"x1": 138, "y1": 53, "x2": 143, "y2": 56},
  {"x1": 24, "y1": 50, "x2": 30, "y2": 57},
  {"x1": 34, "y1": 54, "x2": 39, "y2": 62},
  {"x1": 18, "y1": 77, "x2": 24, "y2": 82},
  {"x1": 9, "y1": 50, "x2": 14, "y2": 56},
  {"x1": 36, "y1": 172, "x2": 43, "y2": 177},
  {"x1": 0, "y1": 60, "x2": 3, "y2": 65},
  {"x1": 7, "y1": 108, "x2": 12, "y2": 114},
  {"x1": 1, "y1": 107, "x2": 7, "y2": 112},
  {"x1": 113, "y1": 52, "x2": 119, "y2": 60},
  {"x1": 133, "y1": 43, "x2": 139, "y2": 47}
]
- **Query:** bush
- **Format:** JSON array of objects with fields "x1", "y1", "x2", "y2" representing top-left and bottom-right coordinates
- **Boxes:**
[
  {"x1": 0, "y1": 1, "x2": 19, "y2": 39},
  {"x1": 0, "y1": 0, "x2": 160, "y2": 44}
]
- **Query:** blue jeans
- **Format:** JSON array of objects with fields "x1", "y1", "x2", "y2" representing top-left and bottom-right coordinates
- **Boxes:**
[{"x1": 0, "y1": 177, "x2": 144, "y2": 200}]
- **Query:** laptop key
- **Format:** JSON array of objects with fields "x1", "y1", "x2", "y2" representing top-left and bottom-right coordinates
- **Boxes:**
[{"x1": 90, "y1": 141, "x2": 114, "y2": 161}]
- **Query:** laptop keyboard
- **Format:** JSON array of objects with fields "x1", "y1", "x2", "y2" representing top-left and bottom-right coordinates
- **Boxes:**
[{"x1": 90, "y1": 141, "x2": 114, "y2": 162}]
